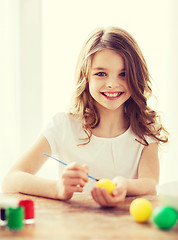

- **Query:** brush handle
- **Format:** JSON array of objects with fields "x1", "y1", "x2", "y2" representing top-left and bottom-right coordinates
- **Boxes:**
[
  {"x1": 44, "y1": 153, "x2": 67, "y2": 166},
  {"x1": 43, "y1": 153, "x2": 98, "y2": 181}
]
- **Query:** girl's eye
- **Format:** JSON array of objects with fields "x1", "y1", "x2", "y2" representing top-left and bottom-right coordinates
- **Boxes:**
[
  {"x1": 95, "y1": 72, "x2": 106, "y2": 77},
  {"x1": 119, "y1": 72, "x2": 126, "y2": 77}
]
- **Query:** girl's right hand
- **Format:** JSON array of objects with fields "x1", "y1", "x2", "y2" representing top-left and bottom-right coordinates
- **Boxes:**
[{"x1": 56, "y1": 162, "x2": 89, "y2": 200}]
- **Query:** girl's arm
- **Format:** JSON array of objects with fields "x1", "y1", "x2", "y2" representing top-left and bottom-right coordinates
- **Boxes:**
[
  {"x1": 91, "y1": 142, "x2": 159, "y2": 206},
  {"x1": 126, "y1": 141, "x2": 159, "y2": 196},
  {"x1": 2, "y1": 135, "x2": 88, "y2": 200}
]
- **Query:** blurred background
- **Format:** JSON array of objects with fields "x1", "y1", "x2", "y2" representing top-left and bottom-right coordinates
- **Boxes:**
[{"x1": 0, "y1": 0, "x2": 178, "y2": 191}]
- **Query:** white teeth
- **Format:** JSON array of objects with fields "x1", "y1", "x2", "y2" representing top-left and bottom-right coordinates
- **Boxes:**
[{"x1": 103, "y1": 92, "x2": 122, "y2": 97}]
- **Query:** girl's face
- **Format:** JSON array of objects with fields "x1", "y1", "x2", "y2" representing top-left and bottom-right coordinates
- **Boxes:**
[{"x1": 88, "y1": 49, "x2": 131, "y2": 113}]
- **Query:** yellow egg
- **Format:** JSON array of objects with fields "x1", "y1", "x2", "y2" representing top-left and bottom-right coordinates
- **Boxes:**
[
  {"x1": 95, "y1": 179, "x2": 116, "y2": 194},
  {"x1": 129, "y1": 198, "x2": 152, "y2": 223}
]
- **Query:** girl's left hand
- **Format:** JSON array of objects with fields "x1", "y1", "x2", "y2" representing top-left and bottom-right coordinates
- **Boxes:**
[{"x1": 91, "y1": 177, "x2": 128, "y2": 207}]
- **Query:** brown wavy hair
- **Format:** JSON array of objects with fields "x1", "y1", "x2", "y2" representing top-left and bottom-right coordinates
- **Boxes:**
[{"x1": 69, "y1": 26, "x2": 168, "y2": 145}]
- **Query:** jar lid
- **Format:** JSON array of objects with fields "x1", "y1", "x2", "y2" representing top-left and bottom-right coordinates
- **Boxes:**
[{"x1": 0, "y1": 197, "x2": 19, "y2": 208}]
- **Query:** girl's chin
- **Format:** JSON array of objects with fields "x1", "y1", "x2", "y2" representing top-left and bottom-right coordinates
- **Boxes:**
[
  {"x1": 96, "y1": 104, "x2": 124, "y2": 112},
  {"x1": 93, "y1": 100, "x2": 124, "y2": 112}
]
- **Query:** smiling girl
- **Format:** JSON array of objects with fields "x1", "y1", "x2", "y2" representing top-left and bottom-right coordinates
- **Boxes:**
[{"x1": 2, "y1": 27, "x2": 168, "y2": 206}]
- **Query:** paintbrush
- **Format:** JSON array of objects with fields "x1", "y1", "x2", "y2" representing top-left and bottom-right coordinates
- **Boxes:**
[{"x1": 43, "y1": 153, "x2": 99, "y2": 181}]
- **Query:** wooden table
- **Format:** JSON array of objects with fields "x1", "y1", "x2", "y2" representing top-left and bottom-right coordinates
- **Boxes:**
[{"x1": 0, "y1": 193, "x2": 178, "y2": 240}]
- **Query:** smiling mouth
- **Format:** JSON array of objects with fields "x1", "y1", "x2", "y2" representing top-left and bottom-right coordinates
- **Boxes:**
[{"x1": 101, "y1": 92, "x2": 124, "y2": 98}]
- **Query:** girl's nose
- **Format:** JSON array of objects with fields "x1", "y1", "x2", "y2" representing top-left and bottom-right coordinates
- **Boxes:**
[{"x1": 105, "y1": 77, "x2": 119, "y2": 89}]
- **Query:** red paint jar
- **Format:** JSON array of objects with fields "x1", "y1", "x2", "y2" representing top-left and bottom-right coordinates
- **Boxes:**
[{"x1": 19, "y1": 200, "x2": 35, "y2": 224}]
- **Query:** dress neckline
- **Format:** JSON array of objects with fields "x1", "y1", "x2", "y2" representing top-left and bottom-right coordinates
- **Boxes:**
[{"x1": 91, "y1": 126, "x2": 131, "y2": 141}]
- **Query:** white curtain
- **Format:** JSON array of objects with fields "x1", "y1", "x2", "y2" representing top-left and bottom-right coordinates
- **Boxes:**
[
  {"x1": 0, "y1": 0, "x2": 178, "y2": 191},
  {"x1": 0, "y1": 0, "x2": 42, "y2": 189},
  {"x1": 161, "y1": 0, "x2": 178, "y2": 182},
  {"x1": 0, "y1": 0, "x2": 20, "y2": 189}
]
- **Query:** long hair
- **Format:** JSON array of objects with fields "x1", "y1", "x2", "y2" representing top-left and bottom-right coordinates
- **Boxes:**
[{"x1": 69, "y1": 26, "x2": 168, "y2": 145}]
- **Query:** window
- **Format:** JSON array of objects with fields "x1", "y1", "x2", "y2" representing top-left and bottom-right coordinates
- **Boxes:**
[{"x1": 1, "y1": 0, "x2": 177, "y2": 191}]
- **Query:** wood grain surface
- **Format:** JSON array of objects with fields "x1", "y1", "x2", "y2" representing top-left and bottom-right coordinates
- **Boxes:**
[{"x1": 0, "y1": 193, "x2": 178, "y2": 240}]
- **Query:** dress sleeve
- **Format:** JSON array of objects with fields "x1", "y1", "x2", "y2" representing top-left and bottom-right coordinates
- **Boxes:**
[
  {"x1": 145, "y1": 135, "x2": 157, "y2": 145},
  {"x1": 41, "y1": 112, "x2": 66, "y2": 157}
]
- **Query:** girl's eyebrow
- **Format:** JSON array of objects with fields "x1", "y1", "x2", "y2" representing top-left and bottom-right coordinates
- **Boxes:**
[
  {"x1": 92, "y1": 67, "x2": 125, "y2": 71},
  {"x1": 92, "y1": 67, "x2": 108, "y2": 71}
]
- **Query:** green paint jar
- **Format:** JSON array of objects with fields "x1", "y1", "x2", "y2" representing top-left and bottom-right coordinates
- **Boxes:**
[{"x1": 6, "y1": 206, "x2": 24, "y2": 231}]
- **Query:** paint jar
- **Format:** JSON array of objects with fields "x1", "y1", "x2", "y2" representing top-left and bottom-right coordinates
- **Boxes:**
[
  {"x1": 0, "y1": 197, "x2": 19, "y2": 226},
  {"x1": 19, "y1": 199, "x2": 35, "y2": 224},
  {"x1": 6, "y1": 206, "x2": 24, "y2": 231}
]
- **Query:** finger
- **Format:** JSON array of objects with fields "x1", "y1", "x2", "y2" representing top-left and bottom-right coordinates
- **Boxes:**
[
  {"x1": 91, "y1": 187, "x2": 108, "y2": 206},
  {"x1": 67, "y1": 162, "x2": 88, "y2": 173},
  {"x1": 99, "y1": 187, "x2": 114, "y2": 206},
  {"x1": 82, "y1": 164, "x2": 89, "y2": 174},
  {"x1": 57, "y1": 180, "x2": 84, "y2": 200},
  {"x1": 112, "y1": 177, "x2": 127, "y2": 190},
  {"x1": 63, "y1": 169, "x2": 88, "y2": 182},
  {"x1": 68, "y1": 178, "x2": 86, "y2": 188},
  {"x1": 61, "y1": 175, "x2": 87, "y2": 188},
  {"x1": 112, "y1": 189, "x2": 126, "y2": 202},
  {"x1": 67, "y1": 185, "x2": 84, "y2": 193},
  {"x1": 91, "y1": 187, "x2": 101, "y2": 203},
  {"x1": 65, "y1": 163, "x2": 89, "y2": 181},
  {"x1": 61, "y1": 186, "x2": 84, "y2": 198},
  {"x1": 112, "y1": 185, "x2": 125, "y2": 196},
  {"x1": 97, "y1": 187, "x2": 126, "y2": 207}
]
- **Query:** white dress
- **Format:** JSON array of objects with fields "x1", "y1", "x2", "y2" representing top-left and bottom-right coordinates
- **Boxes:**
[{"x1": 42, "y1": 112, "x2": 155, "y2": 193}]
